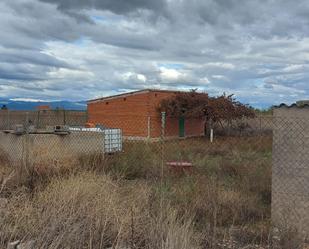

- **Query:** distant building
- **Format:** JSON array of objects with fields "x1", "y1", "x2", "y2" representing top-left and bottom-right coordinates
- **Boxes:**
[
  {"x1": 36, "y1": 105, "x2": 51, "y2": 111},
  {"x1": 87, "y1": 89, "x2": 205, "y2": 139},
  {"x1": 296, "y1": 100, "x2": 309, "y2": 107}
]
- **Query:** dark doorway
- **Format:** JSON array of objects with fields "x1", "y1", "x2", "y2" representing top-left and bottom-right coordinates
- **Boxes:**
[{"x1": 179, "y1": 117, "x2": 185, "y2": 137}]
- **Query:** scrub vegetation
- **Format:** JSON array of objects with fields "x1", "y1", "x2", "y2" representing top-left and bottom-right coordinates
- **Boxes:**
[{"x1": 0, "y1": 135, "x2": 281, "y2": 249}]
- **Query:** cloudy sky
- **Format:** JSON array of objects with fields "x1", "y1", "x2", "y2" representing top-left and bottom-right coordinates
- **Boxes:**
[{"x1": 1, "y1": 0, "x2": 309, "y2": 108}]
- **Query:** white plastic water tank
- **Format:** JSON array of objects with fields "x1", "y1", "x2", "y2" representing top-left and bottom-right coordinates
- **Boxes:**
[
  {"x1": 69, "y1": 127, "x2": 122, "y2": 153},
  {"x1": 103, "y1": 128, "x2": 123, "y2": 153}
]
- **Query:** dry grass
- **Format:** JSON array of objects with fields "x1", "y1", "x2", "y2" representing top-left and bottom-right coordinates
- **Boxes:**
[
  {"x1": 0, "y1": 135, "x2": 281, "y2": 248},
  {"x1": 0, "y1": 172, "x2": 197, "y2": 249}
]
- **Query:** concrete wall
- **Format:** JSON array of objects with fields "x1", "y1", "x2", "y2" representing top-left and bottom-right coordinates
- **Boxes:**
[
  {"x1": 0, "y1": 131, "x2": 104, "y2": 166},
  {"x1": 272, "y1": 106, "x2": 309, "y2": 236}
]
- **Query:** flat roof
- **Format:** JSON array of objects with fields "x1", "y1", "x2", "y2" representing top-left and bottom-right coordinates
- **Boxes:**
[{"x1": 87, "y1": 89, "x2": 182, "y2": 103}]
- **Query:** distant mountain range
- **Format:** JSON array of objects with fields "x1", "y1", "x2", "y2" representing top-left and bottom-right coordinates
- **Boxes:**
[{"x1": 0, "y1": 99, "x2": 87, "y2": 111}]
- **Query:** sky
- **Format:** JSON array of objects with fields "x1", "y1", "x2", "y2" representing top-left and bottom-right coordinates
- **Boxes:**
[{"x1": 1, "y1": 0, "x2": 309, "y2": 108}]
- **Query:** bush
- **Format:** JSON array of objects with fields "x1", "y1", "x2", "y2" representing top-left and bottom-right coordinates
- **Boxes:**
[{"x1": 106, "y1": 142, "x2": 161, "y2": 179}]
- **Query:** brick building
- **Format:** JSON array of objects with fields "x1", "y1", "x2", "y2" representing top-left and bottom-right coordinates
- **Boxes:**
[
  {"x1": 36, "y1": 105, "x2": 51, "y2": 111},
  {"x1": 87, "y1": 89, "x2": 205, "y2": 139}
]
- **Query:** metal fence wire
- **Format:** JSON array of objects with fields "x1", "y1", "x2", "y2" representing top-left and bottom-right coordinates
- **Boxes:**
[
  {"x1": 0, "y1": 109, "x2": 87, "y2": 130},
  {"x1": 0, "y1": 110, "x2": 308, "y2": 244}
]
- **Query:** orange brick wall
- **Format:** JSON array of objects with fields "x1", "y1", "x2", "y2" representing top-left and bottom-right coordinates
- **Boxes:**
[
  {"x1": 154, "y1": 116, "x2": 205, "y2": 138},
  {"x1": 185, "y1": 118, "x2": 205, "y2": 137},
  {"x1": 148, "y1": 91, "x2": 177, "y2": 138},
  {"x1": 148, "y1": 91, "x2": 205, "y2": 138},
  {"x1": 88, "y1": 90, "x2": 205, "y2": 138},
  {"x1": 88, "y1": 92, "x2": 149, "y2": 137}
]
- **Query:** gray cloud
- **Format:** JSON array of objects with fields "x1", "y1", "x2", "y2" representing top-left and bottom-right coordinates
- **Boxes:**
[
  {"x1": 38, "y1": 0, "x2": 167, "y2": 16},
  {"x1": 0, "y1": 50, "x2": 71, "y2": 68},
  {"x1": 0, "y1": 0, "x2": 309, "y2": 107}
]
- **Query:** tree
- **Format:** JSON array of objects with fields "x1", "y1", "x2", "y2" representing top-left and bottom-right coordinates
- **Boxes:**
[
  {"x1": 158, "y1": 90, "x2": 255, "y2": 134},
  {"x1": 1, "y1": 104, "x2": 8, "y2": 110}
]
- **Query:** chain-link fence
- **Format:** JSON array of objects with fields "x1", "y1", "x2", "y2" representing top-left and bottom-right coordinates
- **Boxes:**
[
  {"x1": 272, "y1": 108, "x2": 309, "y2": 241},
  {"x1": 0, "y1": 110, "x2": 308, "y2": 245},
  {"x1": 0, "y1": 109, "x2": 87, "y2": 130}
]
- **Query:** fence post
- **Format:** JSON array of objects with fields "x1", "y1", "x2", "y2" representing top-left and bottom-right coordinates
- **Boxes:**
[
  {"x1": 147, "y1": 116, "x2": 151, "y2": 139},
  {"x1": 37, "y1": 110, "x2": 40, "y2": 129},
  {"x1": 7, "y1": 110, "x2": 10, "y2": 130},
  {"x1": 207, "y1": 119, "x2": 214, "y2": 142},
  {"x1": 160, "y1": 111, "x2": 166, "y2": 170},
  {"x1": 25, "y1": 112, "x2": 35, "y2": 192},
  {"x1": 63, "y1": 109, "x2": 66, "y2": 126},
  {"x1": 160, "y1": 111, "x2": 166, "y2": 243},
  {"x1": 210, "y1": 129, "x2": 214, "y2": 143},
  {"x1": 24, "y1": 112, "x2": 30, "y2": 171},
  {"x1": 161, "y1": 112, "x2": 166, "y2": 139},
  {"x1": 160, "y1": 111, "x2": 166, "y2": 179},
  {"x1": 260, "y1": 115, "x2": 262, "y2": 131}
]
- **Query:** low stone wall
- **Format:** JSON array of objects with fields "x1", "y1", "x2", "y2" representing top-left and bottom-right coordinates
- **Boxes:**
[{"x1": 0, "y1": 131, "x2": 104, "y2": 166}]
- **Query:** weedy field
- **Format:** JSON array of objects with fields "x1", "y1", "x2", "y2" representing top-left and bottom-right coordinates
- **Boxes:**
[{"x1": 0, "y1": 135, "x2": 290, "y2": 249}]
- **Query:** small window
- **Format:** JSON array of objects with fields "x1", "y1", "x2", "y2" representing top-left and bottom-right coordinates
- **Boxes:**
[
  {"x1": 155, "y1": 93, "x2": 158, "y2": 97},
  {"x1": 106, "y1": 102, "x2": 109, "y2": 105},
  {"x1": 123, "y1": 98, "x2": 127, "y2": 101}
]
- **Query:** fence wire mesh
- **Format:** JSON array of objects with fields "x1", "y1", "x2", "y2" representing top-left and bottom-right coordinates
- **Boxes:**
[
  {"x1": 0, "y1": 110, "x2": 308, "y2": 247},
  {"x1": 0, "y1": 109, "x2": 87, "y2": 130}
]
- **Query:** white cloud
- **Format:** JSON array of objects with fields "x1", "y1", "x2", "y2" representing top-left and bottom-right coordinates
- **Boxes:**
[
  {"x1": 200, "y1": 77, "x2": 210, "y2": 84},
  {"x1": 159, "y1": 67, "x2": 186, "y2": 82},
  {"x1": 212, "y1": 75, "x2": 227, "y2": 80},
  {"x1": 10, "y1": 98, "x2": 45, "y2": 102},
  {"x1": 203, "y1": 62, "x2": 235, "y2": 70},
  {"x1": 48, "y1": 68, "x2": 95, "y2": 80},
  {"x1": 121, "y1": 72, "x2": 147, "y2": 83},
  {"x1": 282, "y1": 64, "x2": 304, "y2": 73}
]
